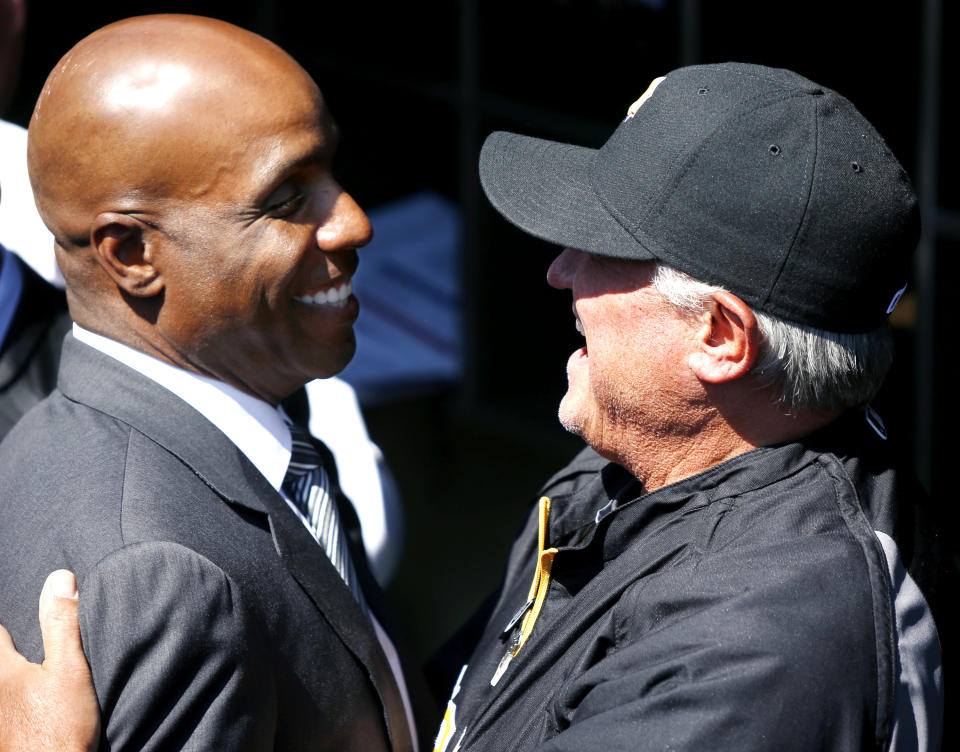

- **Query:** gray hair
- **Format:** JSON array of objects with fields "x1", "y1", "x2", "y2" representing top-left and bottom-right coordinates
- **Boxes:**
[{"x1": 651, "y1": 264, "x2": 894, "y2": 414}]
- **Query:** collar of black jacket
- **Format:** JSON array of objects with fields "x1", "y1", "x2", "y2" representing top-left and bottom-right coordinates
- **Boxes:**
[{"x1": 540, "y1": 407, "x2": 893, "y2": 564}]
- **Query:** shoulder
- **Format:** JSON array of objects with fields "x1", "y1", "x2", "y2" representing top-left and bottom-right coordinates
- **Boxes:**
[
  {"x1": 0, "y1": 393, "x2": 132, "y2": 545},
  {"x1": 0, "y1": 394, "x2": 225, "y2": 615},
  {"x1": 605, "y1": 446, "x2": 902, "y2": 747},
  {"x1": 0, "y1": 390, "x2": 162, "y2": 499}
]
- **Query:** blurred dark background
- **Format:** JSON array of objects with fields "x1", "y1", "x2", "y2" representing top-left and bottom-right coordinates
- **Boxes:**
[{"x1": 3, "y1": 0, "x2": 955, "y2": 660}]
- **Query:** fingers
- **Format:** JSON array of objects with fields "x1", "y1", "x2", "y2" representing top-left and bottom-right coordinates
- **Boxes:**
[
  {"x1": 38, "y1": 570, "x2": 85, "y2": 673},
  {"x1": 0, "y1": 606, "x2": 29, "y2": 672},
  {"x1": 0, "y1": 618, "x2": 27, "y2": 678},
  {"x1": 0, "y1": 571, "x2": 100, "y2": 752},
  {"x1": 38, "y1": 570, "x2": 101, "y2": 752},
  {"x1": 0, "y1": 619, "x2": 16, "y2": 654}
]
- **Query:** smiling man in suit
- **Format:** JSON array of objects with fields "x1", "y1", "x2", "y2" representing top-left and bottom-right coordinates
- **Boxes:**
[{"x1": 0, "y1": 15, "x2": 429, "y2": 751}]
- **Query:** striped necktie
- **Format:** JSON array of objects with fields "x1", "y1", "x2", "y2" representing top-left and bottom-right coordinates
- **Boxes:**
[{"x1": 283, "y1": 422, "x2": 368, "y2": 613}]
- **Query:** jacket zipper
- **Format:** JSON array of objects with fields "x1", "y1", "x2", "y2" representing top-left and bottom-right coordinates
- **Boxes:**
[{"x1": 491, "y1": 496, "x2": 559, "y2": 686}]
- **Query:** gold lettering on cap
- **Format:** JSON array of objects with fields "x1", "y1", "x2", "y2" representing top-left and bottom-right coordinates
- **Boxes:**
[{"x1": 625, "y1": 76, "x2": 666, "y2": 121}]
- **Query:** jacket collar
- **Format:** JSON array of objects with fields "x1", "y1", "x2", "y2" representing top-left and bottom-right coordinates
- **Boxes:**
[{"x1": 546, "y1": 411, "x2": 882, "y2": 562}]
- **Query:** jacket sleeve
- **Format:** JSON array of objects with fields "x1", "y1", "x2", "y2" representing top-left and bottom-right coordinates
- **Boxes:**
[{"x1": 78, "y1": 541, "x2": 278, "y2": 751}]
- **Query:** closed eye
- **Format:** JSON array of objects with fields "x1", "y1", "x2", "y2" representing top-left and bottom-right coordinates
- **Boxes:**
[{"x1": 263, "y1": 182, "x2": 305, "y2": 218}]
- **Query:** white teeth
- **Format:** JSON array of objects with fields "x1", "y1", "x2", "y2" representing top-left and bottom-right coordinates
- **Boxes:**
[
  {"x1": 573, "y1": 306, "x2": 584, "y2": 335},
  {"x1": 295, "y1": 281, "x2": 352, "y2": 308}
]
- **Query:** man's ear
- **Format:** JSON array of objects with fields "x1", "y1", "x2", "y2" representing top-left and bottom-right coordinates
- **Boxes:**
[
  {"x1": 90, "y1": 213, "x2": 164, "y2": 297},
  {"x1": 688, "y1": 291, "x2": 760, "y2": 383}
]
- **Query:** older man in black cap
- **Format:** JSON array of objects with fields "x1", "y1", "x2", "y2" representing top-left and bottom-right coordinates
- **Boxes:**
[
  {"x1": 1, "y1": 63, "x2": 951, "y2": 752},
  {"x1": 433, "y1": 63, "x2": 947, "y2": 752}
]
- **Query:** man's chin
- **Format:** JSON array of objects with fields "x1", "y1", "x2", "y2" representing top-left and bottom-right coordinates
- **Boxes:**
[
  {"x1": 307, "y1": 336, "x2": 357, "y2": 381},
  {"x1": 557, "y1": 394, "x2": 587, "y2": 440}
]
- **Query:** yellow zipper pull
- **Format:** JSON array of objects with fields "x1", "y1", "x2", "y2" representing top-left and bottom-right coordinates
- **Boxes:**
[
  {"x1": 490, "y1": 497, "x2": 558, "y2": 687},
  {"x1": 515, "y1": 547, "x2": 557, "y2": 653}
]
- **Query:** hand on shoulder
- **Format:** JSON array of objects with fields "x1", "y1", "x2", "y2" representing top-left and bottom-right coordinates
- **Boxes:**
[{"x1": 0, "y1": 570, "x2": 99, "y2": 752}]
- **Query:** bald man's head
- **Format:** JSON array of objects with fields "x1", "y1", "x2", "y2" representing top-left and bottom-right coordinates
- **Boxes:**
[
  {"x1": 29, "y1": 15, "x2": 318, "y2": 249},
  {"x1": 28, "y1": 15, "x2": 373, "y2": 404}
]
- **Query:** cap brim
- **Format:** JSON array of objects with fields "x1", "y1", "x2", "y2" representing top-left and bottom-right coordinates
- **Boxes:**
[{"x1": 478, "y1": 131, "x2": 651, "y2": 260}]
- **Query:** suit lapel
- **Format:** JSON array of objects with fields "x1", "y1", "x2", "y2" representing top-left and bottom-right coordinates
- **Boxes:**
[{"x1": 58, "y1": 334, "x2": 413, "y2": 751}]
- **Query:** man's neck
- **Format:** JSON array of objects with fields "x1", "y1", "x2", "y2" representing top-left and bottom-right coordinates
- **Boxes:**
[
  {"x1": 609, "y1": 416, "x2": 755, "y2": 493},
  {"x1": 603, "y1": 401, "x2": 840, "y2": 494}
]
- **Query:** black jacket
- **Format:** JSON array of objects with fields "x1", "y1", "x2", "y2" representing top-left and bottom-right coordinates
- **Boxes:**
[
  {"x1": 0, "y1": 251, "x2": 71, "y2": 440},
  {"x1": 434, "y1": 411, "x2": 952, "y2": 751}
]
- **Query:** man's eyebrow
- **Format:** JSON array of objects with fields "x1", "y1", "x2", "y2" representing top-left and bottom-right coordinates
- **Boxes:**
[
  {"x1": 291, "y1": 122, "x2": 340, "y2": 170},
  {"x1": 276, "y1": 140, "x2": 335, "y2": 177},
  {"x1": 256, "y1": 128, "x2": 340, "y2": 198}
]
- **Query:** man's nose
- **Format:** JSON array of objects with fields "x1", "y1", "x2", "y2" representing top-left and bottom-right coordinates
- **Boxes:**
[
  {"x1": 315, "y1": 188, "x2": 373, "y2": 253},
  {"x1": 546, "y1": 247, "x2": 580, "y2": 290}
]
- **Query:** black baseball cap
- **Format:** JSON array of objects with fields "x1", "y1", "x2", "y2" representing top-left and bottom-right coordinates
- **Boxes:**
[{"x1": 479, "y1": 63, "x2": 919, "y2": 333}]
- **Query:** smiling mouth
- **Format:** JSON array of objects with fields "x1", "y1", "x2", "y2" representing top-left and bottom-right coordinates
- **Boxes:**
[{"x1": 294, "y1": 280, "x2": 353, "y2": 308}]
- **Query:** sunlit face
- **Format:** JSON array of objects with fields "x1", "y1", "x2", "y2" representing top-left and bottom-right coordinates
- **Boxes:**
[
  {"x1": 546, "y1": 249, "x2": 698, "y2": 464},
  {"x1": 150, "y1": 73, "x2": 372, "y2": 404}
]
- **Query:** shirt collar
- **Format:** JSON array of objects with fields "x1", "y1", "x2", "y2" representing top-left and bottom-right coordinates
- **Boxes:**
[
  {"x1": 72, "y1": 323, "x2": 292, "y2": 490},
  {"x1": 0, "y1": 245, "x2": 25, "y2": 351}
]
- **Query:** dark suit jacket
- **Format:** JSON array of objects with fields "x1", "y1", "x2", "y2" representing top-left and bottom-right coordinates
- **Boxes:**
[
  {"x1": 0, "y1": 252, "x2": 71, "y2": 440},
  {"x1": 0, "y1": 334, "x2": 433, "y2": 751}
]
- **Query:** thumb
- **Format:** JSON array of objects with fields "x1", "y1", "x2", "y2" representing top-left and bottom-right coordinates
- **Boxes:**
[{"x1": 38, "y1": 569, "x2": 87, "y2": 671}]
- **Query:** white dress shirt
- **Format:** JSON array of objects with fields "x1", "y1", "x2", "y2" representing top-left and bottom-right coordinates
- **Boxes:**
[{"x1": 305, "y1": 378, "x2": 404, "y2": 585}]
